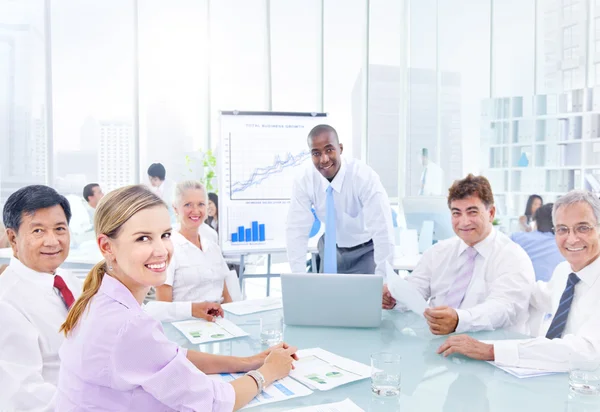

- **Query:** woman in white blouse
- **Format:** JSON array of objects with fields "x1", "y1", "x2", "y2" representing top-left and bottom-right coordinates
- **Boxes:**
[{"x1": 156, "y1": 181, "x2": 233, "y2": 304}]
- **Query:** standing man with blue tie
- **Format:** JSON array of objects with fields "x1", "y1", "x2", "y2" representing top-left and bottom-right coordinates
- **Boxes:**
[
  {"x1": 286, "y1": 124, "x2": 394, "y2": 275},
  {"x1": 438, "y1": 190, "x2": 600, "y2": 371}
]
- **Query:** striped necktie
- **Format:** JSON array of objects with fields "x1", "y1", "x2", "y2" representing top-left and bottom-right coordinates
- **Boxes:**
[
  {"x1": 545, "y1": 273, "x2": 581, "y2": 340},
  {"x1": 445, "y1": 247, "x2": 478, "y2": 308}
]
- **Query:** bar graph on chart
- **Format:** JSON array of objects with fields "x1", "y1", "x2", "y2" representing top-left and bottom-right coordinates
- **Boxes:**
[
  {"x1": 226, "y1": 203, "x2": 288, "y2": 250},
  {"x1": 231, "y1": 221, "x2": 266, "y2": 243}
]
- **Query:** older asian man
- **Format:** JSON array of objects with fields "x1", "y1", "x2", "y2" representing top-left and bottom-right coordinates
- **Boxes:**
[
  {"x1": 0, "y1": 185, "x2": 222, "y2": 411},
  {"x1": 438, "y1": 190, "x2": 600, "y2": 371}
]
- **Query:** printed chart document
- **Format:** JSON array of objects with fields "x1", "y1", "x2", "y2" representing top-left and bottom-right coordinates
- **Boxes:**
[
  {"x1": 387, "y1": 273, "x2": 428, "y2": 317},
  {"x1": 171, "y1": 318, "x2": 248, "y2": 344},
  {"x1": 286, "y1": 398, "x2": 364, "y2": 412},
  {"x1": 290, "y1": 348, "x2": 371, "y2": 391},
  {"x1": 222, "y1": 297, "x2": 283, "y2": 315},
  {"x1": 209, "y1": 373, "x2": 312, "y2": 409}
]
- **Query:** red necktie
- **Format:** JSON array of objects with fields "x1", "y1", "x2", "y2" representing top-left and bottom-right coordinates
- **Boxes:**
[{"x1": 54, "y1": 275, "x2": 75, "y2": 309}]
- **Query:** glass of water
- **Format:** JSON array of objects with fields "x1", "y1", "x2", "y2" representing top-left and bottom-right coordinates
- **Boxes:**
[
  {"x1": 371, "y1": 352, "x2": 401, "y2": 397},
  {"x1": 569, "y1": 357, "x2": 600, "y2": 395},
  {"x1": 260, "y1": 312, "x2": 283, "y2": 345}
]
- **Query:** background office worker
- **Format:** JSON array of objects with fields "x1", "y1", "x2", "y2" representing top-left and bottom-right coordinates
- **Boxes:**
[
  {"x1": 383, "y1": 174, "x2": 535, "y2": 335},
  {"x1": 438, "y1": 190, "x2": 600, "y2": 371},
  {"x1": 148, "y1": 162, "x2": 175, "y2": 219},
  {"x1": 419, "y1": 148, "x2": 444, "y2": 196},
  {"x1": 286, "y1": 124, "x2": 394, "y2": 275},
  {"x1": 511, "y1": 203, "x2": 564, "y2": 282}
]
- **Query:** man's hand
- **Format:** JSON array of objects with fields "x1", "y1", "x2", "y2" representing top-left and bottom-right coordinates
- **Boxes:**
[
  {"x1": 191, "y1": 302, "x2": 224, "y2": 321},
  {"x1": 436, "y1": 335, "x2": 495, "y2": 361},
  {"x1": 424, "y1": 305, "x2": 459, "y2": 335},
  {"x1": 382, "y1": 284, "x2": 397, "y2": 310}
]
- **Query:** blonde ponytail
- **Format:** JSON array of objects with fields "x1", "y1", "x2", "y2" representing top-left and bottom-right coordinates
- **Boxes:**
[{"x1": 60, "y1": 260, "x2": 106, "y2": 336}]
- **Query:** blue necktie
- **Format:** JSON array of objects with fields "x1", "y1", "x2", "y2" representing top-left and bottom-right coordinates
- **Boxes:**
[
  {"x1": 545, "y1": 273, "x2": 581, "y2": 340},
  {"x1": 324, "y1": 185, "x2": 337, "y2": 273}
]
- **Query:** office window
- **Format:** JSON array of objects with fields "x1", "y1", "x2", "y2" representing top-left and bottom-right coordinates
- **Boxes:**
[
  {"x1": 0, "y1": 0, "x2": 48, "y2": 207},
  {"x1": 51, "y1": 0, "x2": 135, "y2": 195},
  {"x1": 269, "y1": 0, "x2": 322, "y2": 112},
  {"x1": 492, "y1": 0, "x2": 535, "y2": 97},
  {"x1": 366, "y1": 0, "x2": 407, "y2": 199},
  {"x1": 323, "y1": 0, "x2": 367, "y2": 160},
  {"x1": 209, "y1": 0, "x2": 270, "y2": 149},
  {"x1": 438, "y1": 0, "x2": 490, "y2": 180},
  {"x1": 138, "y1": 0, "x2": 209, "y2": 183}
]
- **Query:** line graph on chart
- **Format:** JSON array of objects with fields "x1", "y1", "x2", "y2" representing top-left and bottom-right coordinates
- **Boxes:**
[{"x1": 229, "y1": 130, "x2": 311, "y2": 200}]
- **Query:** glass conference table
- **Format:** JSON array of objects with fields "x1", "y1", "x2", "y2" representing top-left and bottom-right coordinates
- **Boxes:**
[{"x1": 163, "y1": 309, "x2": 599, "y2": 412}]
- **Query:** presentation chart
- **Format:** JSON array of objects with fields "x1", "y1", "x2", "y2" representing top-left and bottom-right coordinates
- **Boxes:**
[{"x1": 219, "y1": 112, "x2": 327, "y2": 253}]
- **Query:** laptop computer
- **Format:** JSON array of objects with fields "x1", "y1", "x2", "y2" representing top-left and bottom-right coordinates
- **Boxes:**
[{"x1": 281, "y1": 273, "x2": 383, "y2": 328}]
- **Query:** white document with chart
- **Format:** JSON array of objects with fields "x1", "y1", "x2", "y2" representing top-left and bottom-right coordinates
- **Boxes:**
[
  {"x1": 171, "y1": 318, "x2": 248, "y2": 344},
  {"x1": 289, "y1": 348, "x2": 371, "y2": 391}
]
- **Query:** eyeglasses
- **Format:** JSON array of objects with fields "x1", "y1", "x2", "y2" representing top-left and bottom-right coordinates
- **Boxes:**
[{"x1": 554, "y1": 224, "x2": 599, "y2": 237}]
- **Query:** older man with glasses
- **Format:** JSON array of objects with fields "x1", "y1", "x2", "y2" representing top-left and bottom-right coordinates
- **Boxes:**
[{"x1": 437, "y1": 190, "x2": 600, "y2": 371}]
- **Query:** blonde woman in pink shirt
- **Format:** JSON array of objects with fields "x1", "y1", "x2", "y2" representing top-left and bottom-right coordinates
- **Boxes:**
[{"x1": 55, "y1": 185, "x2": 297, "y2": 411}]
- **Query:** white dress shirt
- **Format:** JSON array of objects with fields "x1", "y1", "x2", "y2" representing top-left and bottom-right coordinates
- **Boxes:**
[
  {"x1": 0, "y1": 257, "x2": 82, "y2": 412},
  {"x1": 494, "y1": 256, "x2": 600, "y2": 371},
  {"x1": 0, "y1": 257, "x2": 192, "y2": 411},
  {"x1": 286, "y1": 157, "x2": 395, "y2": 276},
  {"x1": 406, "y1": 229, "x2": 535, "y2": 334},
  {"x1": 165, "y1": 231, "x2": 228, "y2": 302},
  {"x1": 199, "y1": 222, "x2": 219, "y2": 245}
]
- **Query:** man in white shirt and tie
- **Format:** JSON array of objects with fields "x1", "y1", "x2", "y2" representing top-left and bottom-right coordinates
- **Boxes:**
[
  {"x1": 437, "y1": 190, "x2": 600, "y2": 370},
  {"x1": 383, "y1": 174, "x2": 535, "y2": 335},
  {"x1": 0, "y1": 185, "x2": 223, "y2": 411},
  {"x1": 286, "y1": 124, "x2": 394, "y2": 276}
]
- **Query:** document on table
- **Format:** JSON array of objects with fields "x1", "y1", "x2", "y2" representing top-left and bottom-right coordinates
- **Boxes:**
[
  {"x1": 222, "y1": 297, "x2": 283, "y2": 315},
  {"x1": 486, "y1": 362, "x2": 561, "y2": 378},
  {"x1": 171, "y1": 318, "x2": 248, "y2": 344},
  {"x1": 290, "y1": 348, "x2": 371, "y2": 391},
  {"x1": 387, "y1": 272, "x2": 428, "y2": 317},
  {"x1": 209, "y1": 373, "x2": 312, "y2": 409},
  {"x1": 481, "y1": 340, "x2": 564, "y2": 378},
  {"x1": 285, "y1": 398, "x2": 364, "y2": 412}
]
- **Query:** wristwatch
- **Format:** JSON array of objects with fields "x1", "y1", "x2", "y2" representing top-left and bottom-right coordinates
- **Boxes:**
[{"x1": 245, "y1": 370, "x2": 266, "y2": 393}]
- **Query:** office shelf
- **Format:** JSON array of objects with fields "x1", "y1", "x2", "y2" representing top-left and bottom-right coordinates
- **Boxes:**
[{"x1": 482, "y1": 87, "x2": 598, "y2": 230}]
